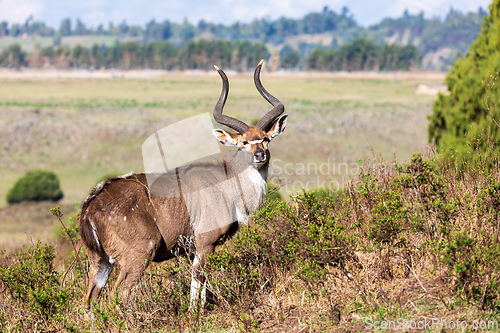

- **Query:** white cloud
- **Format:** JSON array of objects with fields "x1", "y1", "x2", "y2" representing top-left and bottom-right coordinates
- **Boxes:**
[
  {"x1": 80, "y1": 10, "x2": 108, "y2": 28},
  {"x1": 0, "y1": 0, "x2": 43, "y2": 24}
]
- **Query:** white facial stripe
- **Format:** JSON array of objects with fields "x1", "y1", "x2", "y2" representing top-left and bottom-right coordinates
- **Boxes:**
[{"x1": 247, "y1": 139, "x2": 264, "y2": 144}]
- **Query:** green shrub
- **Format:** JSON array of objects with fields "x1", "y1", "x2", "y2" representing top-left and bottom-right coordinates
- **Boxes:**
[
  {"x1": 206, "y1": 192, "x2": 359, "y2": 310},
  {"x1": 7, "y1": 169, "x2": 64, "y2": 203},
  {"x1": 428, "y1": 0, "x2": 500, "y2": 152},
  {"x1": 0, "y1": 242, "x2": 75, "y2": 328}
]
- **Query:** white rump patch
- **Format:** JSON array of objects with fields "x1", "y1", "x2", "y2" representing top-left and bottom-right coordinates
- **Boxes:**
[{"x1": 236, "y1": 207, "x2": 250, "y2": 224}]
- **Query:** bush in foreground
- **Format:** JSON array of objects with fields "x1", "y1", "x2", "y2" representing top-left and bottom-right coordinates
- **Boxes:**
[
  {"x1": 1, "y1": 152, "x2": 500, "y2": 331},
  {"x1": 0, "y1": 242, "x2": 76, "y2": 330},
  {"x1": 7, "y1": 169, "x2": 64, "y2": 203}
]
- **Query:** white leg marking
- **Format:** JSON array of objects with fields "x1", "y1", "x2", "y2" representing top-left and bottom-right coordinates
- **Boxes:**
[
  {"x1": 189, "y1": 255, "x2": 207, "y2": 309},
  {"x1": 201, "y1": 280, "x2": 207, "y2": 305},
  {"x1": 190, "y1": 276, "x2": 202, "y2": 305},
  {"x1": 95, "y1": 261, "x2": 113, "y2": 288}
]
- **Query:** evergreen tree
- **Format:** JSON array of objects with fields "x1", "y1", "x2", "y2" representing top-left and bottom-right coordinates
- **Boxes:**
[
  {"x1": 428, "y1": 0, "x2": 500, "y2": 152},
  {"x1": 74, "y1": 19, "x2": 87, "y2": 35}
]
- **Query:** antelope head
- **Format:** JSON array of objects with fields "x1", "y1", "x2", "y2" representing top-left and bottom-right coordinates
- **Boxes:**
[{"x1": 212, "y1": 60, "x2": 288, "y2": 169}]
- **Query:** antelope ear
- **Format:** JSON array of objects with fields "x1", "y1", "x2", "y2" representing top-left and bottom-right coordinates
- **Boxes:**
[
  {"x1": 267, "y1": 114, "x2": 288, "y2": 139},
  {"x1": 212, "y1": 129, "x2": 239, "y2": 146}
]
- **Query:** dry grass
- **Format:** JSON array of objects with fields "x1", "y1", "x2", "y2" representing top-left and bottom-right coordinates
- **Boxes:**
[
  {"x1": 0, "y1": 202, "x2": 75, "y2": 250},
  {"x1": 0, "y1": 72, "x2": 440, "y2": 211}
]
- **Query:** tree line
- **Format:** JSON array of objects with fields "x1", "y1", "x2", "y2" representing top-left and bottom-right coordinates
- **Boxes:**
[
  {"x1": 306, "y1": 38, "x2": 420, "y2": 71},
  {"x1": 0, "y1": 40, "x2": 268, "y2": 71},
  {"x1": 0, "y1": 7, "x2": 356, "y2": 44},
  {"x1": 368, "y1": 8, "x2": 487, "y2": 55},
  {"x1": 0, "y1": 6, "x2": 486, "y2": 61},
  {"x1": 0, "y1": 37, "x2": 420, "y2": 71}
]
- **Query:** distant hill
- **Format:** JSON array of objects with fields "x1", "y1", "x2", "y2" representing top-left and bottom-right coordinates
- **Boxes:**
[{"x1": 0, "y1": 6, "x2": 488, "y2": 71}]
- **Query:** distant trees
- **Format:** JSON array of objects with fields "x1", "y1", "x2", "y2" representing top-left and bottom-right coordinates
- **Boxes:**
[
  {"x1": 73, "y1": 19, "x2": 88, "y2": 35},
  {"x1": 306, "y1": 38, "x2": 420, "y2": 71},
  {"x1": 279, "y1": 45, "x2": 300, "y2": 69},
  {"x1": 0, "y1": 6, "x2": 486, "y2": 55},
  {"x1": 23, "y1": 40, "x2": 269, "y2": 71},
  {"x1": 0, "y1": 37, "x2": 421, "y2": 71},
  {"x1": 59, "y1": 18, "x2": 72, "y2": 36},
  {"x1": 0, "y1": 6, "x2": 485, "y2": 71},
  {"x1": 0, "y1": 44, "x2": 27, "y2": 69},
  {"x1": 145, "y1": 19, "x2": 172, "y2": 41},
  {"x1": 369, "y1": 7, "x2": 486, "y2": 56}
]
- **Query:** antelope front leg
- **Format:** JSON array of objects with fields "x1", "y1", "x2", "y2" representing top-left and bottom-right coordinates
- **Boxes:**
[{"x1": 189, "y1": 245, "x2": 215, "y2": 311}]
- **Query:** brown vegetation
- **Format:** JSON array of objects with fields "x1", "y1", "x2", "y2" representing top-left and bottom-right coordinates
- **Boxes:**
[{"x1": 1, "y1": 150, "x2": 499, "y2": 331}]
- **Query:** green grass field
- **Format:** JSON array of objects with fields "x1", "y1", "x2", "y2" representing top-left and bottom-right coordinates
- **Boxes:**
[
  {"x1": 0, "y1": 71, "x2": 439, "y2": 249},
  {"x1": 0, "y1": 73, "x2": 438, "y2": 205}
]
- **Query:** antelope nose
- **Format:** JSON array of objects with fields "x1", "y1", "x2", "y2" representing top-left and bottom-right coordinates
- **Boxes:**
[{"x1": 254, "y1": 149, "x2": 266, "y2": 163}]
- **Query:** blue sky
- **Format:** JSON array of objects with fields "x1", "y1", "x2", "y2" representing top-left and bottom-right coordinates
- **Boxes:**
[{"x1": 0, "y1": 0, "x2": 491, "y2": 29}]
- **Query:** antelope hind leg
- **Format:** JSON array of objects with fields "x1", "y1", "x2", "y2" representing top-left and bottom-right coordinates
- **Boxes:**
[
  {"x1": 189, "y1": 245, "x2": 215, "y2": 310},
  {"x1": 84, "y1": 250, "x2": 114, "y2": 309}
]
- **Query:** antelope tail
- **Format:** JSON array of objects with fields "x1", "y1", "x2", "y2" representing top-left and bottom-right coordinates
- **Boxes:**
[{"x1": 78, "y1": 213, "x2": 102, "y2": 253}]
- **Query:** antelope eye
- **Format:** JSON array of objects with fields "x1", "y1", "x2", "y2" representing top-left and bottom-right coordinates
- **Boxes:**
[{"x1": 242, "y1": 140, "x2": 249, "y2": 145}]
